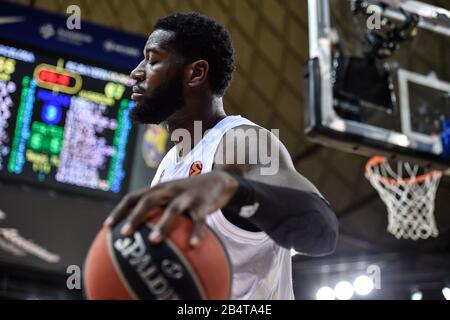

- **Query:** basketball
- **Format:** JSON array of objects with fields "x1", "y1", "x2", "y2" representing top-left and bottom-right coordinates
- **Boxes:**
[{"x1": 83, "y1": 210, "x2": 232, "y2": 300}]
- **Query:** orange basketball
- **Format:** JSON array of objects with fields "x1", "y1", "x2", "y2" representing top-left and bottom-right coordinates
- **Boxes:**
[{"x1": 83, "y1": 210, "x2": 232, "y2": 300}]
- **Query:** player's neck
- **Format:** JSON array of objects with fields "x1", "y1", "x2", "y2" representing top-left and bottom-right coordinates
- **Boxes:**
[{"x1": 166, "y1": 96, "x2": 227, "y2": 158}]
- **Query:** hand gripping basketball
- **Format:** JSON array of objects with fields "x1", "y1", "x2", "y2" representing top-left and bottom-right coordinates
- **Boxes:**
[{"x1": 104, "y1": 171, "x2": 239, "y2": 246}]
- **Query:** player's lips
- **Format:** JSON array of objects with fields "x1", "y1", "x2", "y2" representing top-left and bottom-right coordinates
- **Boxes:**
[
  {"x1": 131, "y1": 92, "x2": 143, "y2": 101},
  {"x1": 131, "y1": 86, "x2": 145, "y2": 101}
]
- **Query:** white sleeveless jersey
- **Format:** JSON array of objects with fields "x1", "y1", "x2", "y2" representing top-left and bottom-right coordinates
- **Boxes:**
[{"x1": 150, "y1": 115, "x2": 294, "y2": 300}]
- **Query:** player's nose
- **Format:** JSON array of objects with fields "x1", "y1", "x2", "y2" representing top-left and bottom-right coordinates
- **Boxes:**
[{"x1": 130, "y1": 63, "x2": 145, "y2": 82}]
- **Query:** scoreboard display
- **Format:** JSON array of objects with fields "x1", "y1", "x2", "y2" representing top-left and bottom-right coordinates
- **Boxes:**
[
  {"x1": 0, "y1": 1, "x2": 149, "y2": 202},
  {"x1": 0, "y1": 2, "x2": 150, "y2": 274},
  {"x1": 0, "y1": 44, "x2": 136, "y2": 199}
]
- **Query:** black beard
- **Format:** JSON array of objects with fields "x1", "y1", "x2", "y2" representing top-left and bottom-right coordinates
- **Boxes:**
[{"x1": 130, "y1": 71, "x2": 184, "y2": 124}]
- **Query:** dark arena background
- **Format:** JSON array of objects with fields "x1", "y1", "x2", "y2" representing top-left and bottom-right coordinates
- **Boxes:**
[{"x1": 0, "y1": 0, "x2": 449, "y2": 302}]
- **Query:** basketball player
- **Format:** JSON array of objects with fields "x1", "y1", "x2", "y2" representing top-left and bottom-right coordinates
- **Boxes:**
[{"x1": 105, "y1": 12, "x2": 338, "y2": 300}]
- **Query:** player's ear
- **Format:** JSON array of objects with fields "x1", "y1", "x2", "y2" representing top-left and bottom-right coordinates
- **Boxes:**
[{"x1": 186, "y1": 60, "x2": 209, "y2": 89}]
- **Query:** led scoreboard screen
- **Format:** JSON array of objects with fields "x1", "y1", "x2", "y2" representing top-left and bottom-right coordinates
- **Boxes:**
[{"x1": 0, "y1": 43, "x2": 136, "y2": 199}]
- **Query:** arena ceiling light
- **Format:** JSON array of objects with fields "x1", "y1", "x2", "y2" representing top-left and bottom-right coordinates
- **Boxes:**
[
  {"x1": 353, "y1": 275, "x2": 375, "y2": 296},
  {"x1": 334, "y1": 281, "x2": 354, "y2": 300},
  {"x1": 411, "y1": 290, "x2": 423, "y2": 300},
  {"x1": 442, "y1": 287, "x2": 450, "y2": 300},
  {"x1": 316, "y1": 286, "x2": 335, "y2": 300}
]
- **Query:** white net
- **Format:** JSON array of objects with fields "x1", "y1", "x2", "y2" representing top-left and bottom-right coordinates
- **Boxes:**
[{"x1": 365, "y1": 156, "x2": 442, "y2": 240}]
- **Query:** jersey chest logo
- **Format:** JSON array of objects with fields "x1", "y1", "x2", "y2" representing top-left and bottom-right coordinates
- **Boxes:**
[{"x1": 189, "y1": 161, "x2": 203, "y2": 176}]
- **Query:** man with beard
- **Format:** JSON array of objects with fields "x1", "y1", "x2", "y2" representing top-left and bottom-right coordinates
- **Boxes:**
[{"x1": 105, "y1": 12, "x2": 338, "y2": 300}]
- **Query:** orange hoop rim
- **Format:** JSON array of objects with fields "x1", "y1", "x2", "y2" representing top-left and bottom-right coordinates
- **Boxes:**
[{"x1": 365, "y1": 156, "x2": 442, "y2": 184}]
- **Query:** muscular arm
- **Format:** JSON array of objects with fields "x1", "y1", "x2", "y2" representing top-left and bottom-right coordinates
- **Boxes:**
[
  {"x1": 106, "y1": 125, "x2": 338, "y2": 256},
  {"x1": 213, "y1": 125, "x2": 338, "y2": 256}
]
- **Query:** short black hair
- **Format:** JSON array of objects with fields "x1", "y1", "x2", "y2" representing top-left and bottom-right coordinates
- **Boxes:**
[{"x1": 154, "y1": 12, "x2": 235, "y2": 96}]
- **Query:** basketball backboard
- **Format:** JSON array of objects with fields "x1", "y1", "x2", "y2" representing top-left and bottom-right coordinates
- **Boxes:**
[{"x1": 305, "y1": 0, "x2": 450, "y2": 172}]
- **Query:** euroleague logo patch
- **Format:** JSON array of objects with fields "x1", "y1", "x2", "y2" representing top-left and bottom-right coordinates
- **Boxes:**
[{"x1": 189, "y1": 161, "x2": 203, "y2": 176}]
